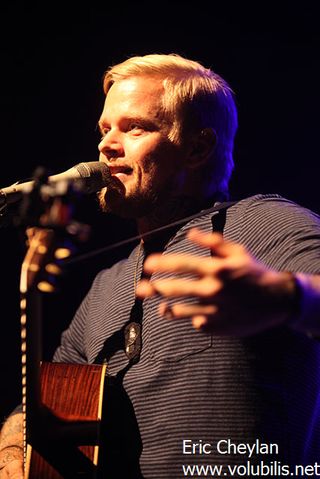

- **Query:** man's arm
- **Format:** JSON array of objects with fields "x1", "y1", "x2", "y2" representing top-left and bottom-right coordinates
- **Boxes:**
[
  {"x1": 0, "y1": 412, "x2": 24, "y2": 478},
  {"x1": 136, "y1": 228, "x2": 320, "y2": 336}
]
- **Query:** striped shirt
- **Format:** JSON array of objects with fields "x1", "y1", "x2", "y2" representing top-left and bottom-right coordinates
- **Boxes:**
[{"x1": 53, "y1": 194, "x2": 320, "y2": 478}]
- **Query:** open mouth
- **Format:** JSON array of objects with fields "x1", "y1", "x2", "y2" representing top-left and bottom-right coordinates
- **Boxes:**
[{"x1": 109, "y1": 166, "x2": 133, "y2": 176}]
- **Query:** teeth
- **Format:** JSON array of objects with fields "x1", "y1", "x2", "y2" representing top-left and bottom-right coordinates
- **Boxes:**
[{"x1": 114, "y1": 168, "x2": 132, "y2": 174}]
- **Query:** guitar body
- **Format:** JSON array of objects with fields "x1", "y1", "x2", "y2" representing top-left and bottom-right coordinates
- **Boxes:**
[{"x1": 25, "y1": 362, "x2": 107, "y2": 479}]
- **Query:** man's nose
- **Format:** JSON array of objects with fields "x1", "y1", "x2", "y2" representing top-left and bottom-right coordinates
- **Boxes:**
[{"x1": 98, "y1": 130, "x2": 124, "y2": 159}]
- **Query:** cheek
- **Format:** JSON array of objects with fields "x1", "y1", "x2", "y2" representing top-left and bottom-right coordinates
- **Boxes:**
[
  {"x1": 136, "y1": 158, "x2": 159, "y2": 189},
  {"x1": 127, "y1": 139, "x2": 162, "y2": 173},
  {"x1": 127, "y1": 136, "x2": 183, "y2": 183}
]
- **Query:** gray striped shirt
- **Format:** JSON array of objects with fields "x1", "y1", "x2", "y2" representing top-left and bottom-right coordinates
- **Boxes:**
[{"x1": 54, "y1": 194, "x2": 320, "y2": 478}]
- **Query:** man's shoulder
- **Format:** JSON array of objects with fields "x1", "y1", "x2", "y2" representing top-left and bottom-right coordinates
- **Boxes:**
[
  {"x1": 229, "y1": 193, "x2": 298, "y2": 211},
  {"x1": 224, "y1": 194, "x2": 320, "y2": 268},
  {"x1": 227, "y1": 193, "x2": 320, "y2": 225},
  {"x1": 177, "y1": 194, "x2": 297, "y2": 232}
]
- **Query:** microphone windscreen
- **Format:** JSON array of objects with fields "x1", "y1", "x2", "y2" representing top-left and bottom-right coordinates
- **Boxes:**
[{"x1": 73, "y1": 162, "x2": 112, "y2": 194}]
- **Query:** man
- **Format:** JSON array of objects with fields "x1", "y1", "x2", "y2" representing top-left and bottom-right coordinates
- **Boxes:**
[{"x1": 1, "y1": 53, "x2": 320, "y2": 478}]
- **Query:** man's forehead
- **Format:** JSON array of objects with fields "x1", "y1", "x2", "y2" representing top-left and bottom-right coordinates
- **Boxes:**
[
  {"x1": 101, "y1": 76, "x2": 166, "y2": 121},
  {"x1": 106, "y1": 76, "x2": 164, "y2": 103}
]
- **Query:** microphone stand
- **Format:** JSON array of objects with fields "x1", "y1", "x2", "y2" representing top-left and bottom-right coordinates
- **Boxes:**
[{"x1": 15, "y1": 167, "x2": 104, "y2": 478}]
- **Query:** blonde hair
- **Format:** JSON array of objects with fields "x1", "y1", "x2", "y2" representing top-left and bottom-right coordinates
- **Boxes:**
[{"x1": 103, "y1": 53, "x2": 238, "y2": 195}]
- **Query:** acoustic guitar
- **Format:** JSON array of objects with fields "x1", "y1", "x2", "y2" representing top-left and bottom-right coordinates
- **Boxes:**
[{"x1": 20, "y1": 205, "x2": 106, "y2": 478}]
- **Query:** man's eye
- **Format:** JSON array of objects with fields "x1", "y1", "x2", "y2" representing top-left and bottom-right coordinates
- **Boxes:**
[
  {"x1": 129, "y1": 123, "x2": 144, "y2": 133},
  {"x1": 100, "y1": 128, "x2": 110, "y2": 139}
]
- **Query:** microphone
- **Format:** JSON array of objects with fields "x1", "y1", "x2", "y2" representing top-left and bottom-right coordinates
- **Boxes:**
[{"x1": 0, "y1": 162, "x2": 112, "y2": 206}]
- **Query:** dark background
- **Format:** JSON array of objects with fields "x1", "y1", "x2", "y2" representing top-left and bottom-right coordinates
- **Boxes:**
[{"x1": 0, "y1": 0, "x2": 319, "y2": 422}]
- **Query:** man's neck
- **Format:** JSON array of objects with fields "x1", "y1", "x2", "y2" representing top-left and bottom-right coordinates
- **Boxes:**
[{"x1": 137, "y1": 195, "x2": 213, "y2": 241}]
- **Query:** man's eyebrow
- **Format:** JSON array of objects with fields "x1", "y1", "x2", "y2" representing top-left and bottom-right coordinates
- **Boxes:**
[
  {"x1": 126, "y1": 116, "x2": 160, "y2": 128},
  {"x1": 97, "y1": 116, "x2": 161, "y2": 132},
  {"x1": 97, "y1": 120, "x2": 107, "y2": 132}
]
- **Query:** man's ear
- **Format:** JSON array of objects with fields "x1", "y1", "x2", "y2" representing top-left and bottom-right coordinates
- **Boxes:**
[{"x1": 185, "y1": 128, "x2": 217, "y2": 169}]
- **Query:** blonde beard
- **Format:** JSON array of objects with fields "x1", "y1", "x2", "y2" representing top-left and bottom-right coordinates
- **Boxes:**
[{"x1": 97, "y1": 186, "x2": 159, "y2": 219}]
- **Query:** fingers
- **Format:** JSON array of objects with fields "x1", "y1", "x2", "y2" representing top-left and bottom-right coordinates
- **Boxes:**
[
  {"x1": 142, "y1": 228, "x2": 227, "y2": 277},
  {"x1": 159, "y1": 302, "x2": 222, "y2": 334},
  {"x1": 188, "y1": 228, "x2": 230, "y2": 257},
  {"x1": 136, "y1": 276, "x2": 222, "y2": 299},
  {"x1": 143, "y1": 252, "x2": 217, "y2": 277},
  {"x1": 188, "y1": 228, "x2": 224, "y2": 251},
  {"x1": 143, "y1": 229, "x2": 251, "y2": 280},
  {"x1": 136, "y1": 279, "x2": 157, "y2": 297},
  {"x1": 192, "y1": 315, "x2": 209, "y2": 330},
  {"x1": 136, "y1": 228, "x2": 265, "y2": 335},
  {"x1": 157, "y1": 301, "x2": 218, "y2": 334},
  {"x1": 137, "y1": 229, "x2": 255, "y2": 302},
  {"x1": 188, "y1": 228, "x2": 249, "y2": 261},
  {"x1": 159, "y1": 301, "x2": 218, "y2": 319}
]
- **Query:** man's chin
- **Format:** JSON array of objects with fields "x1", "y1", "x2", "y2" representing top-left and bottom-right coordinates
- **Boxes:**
[{"x1": 97, "y1": 188, "x2": 156, "y2": 219}]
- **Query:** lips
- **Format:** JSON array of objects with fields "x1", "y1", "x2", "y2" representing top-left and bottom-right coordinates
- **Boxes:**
[{"x1": 108, "y1": 165, "x2": 133, "y2": 176}]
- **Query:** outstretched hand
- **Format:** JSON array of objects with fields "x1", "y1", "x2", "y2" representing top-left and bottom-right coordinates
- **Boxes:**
[{"x1": 136, "y1": 228, "x2": 297, "y2": 336}]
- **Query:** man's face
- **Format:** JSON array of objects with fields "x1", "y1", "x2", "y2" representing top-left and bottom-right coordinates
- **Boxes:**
[{"x1": 98, "y1": 76, "x2": 186, "y2": 218}]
